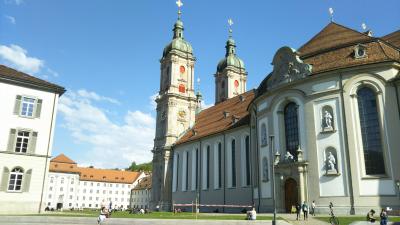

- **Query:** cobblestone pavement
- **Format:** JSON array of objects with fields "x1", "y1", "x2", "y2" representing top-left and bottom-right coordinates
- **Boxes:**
[
  {"x1": 279, "y1": 213, "x2": 330, "y2": 225},
  {"x1": 0, "y1": 216, "x2": 292, "y2": 225}
]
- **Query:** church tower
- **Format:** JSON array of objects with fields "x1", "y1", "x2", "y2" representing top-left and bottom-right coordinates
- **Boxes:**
[
  {"x1": 151, "y1": 0, "x2": 196, "y2": 210},
  {"x1": 215, "y1": 19, "x2": 247, "y2": 104}
]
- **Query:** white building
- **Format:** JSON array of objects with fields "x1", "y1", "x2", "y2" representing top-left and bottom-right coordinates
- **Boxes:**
[
  {"x1": 152, "y1": 5, "x2": 400, "y2": 214},
  {"x1": 46, "y1": 154, "x2": 145, "y2": 210},
  {"x1": 130, "y1": 174, "x2": 151, "y2": 209},
  {"x1": 0, "y1": 65, "x2": 65, "y2": 214}
]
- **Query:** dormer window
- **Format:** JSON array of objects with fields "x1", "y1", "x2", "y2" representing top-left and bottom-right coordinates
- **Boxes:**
[{"x1": 354, "y1": 44, "x2": 367, "y2": 59}]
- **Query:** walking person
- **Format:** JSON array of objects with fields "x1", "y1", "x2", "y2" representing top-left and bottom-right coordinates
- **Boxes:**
[
  {"x1": 296, "y1": 203, "x2": 301, "y2": 220},
  {"x1": 302, "y1": 201, "x2": 309, "y2": 220},
  {"x1": 380, "y1": 208, "x2": 388, "y2": 225},
  {"x1": 311, "y1": 200, "x2": 316, "y2": 216}
]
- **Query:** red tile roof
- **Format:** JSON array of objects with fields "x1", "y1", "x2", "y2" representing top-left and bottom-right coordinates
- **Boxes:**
[
  {"x1": 51, "y1": 154, "x2": 76, "y2": 164},
  {"x1": 176, "y1": 90, "x2": 254, "y2": 145},
  {"x1": 298, "y1": 22, "x2": 373, "y2": 57},
  {"x1": 382, "y1": 30, "x2": 400, "y2": 49},
  {"x1": 49, "y1": 154, "x2": 141, "y2": 184}
]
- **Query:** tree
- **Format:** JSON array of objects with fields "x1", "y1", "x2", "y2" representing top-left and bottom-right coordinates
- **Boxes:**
[{"x1": 127, "y1": 161, "x2": 152, "y2": 172}]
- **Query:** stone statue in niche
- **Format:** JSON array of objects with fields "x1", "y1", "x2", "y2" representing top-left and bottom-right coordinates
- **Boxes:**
[
  {"x1": 284, "y1": 151, "x2": 294, "y2": 162},
  {"x1": 262, "y1": 157, "x2": 269, "y2": 182},
  {"x1": 322, "y1": 107, "x2": 334, "y2": 132},
  {"x1": 325, "y1": 151, "x2": 338, "y2": 175}
]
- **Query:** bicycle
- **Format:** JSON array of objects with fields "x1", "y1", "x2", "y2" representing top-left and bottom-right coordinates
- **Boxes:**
[{"x1": 328, "y1": 202, "x2": 340, "y2": 225}]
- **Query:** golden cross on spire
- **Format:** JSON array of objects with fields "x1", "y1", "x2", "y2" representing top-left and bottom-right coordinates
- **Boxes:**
[
  {"x1": 228, "y1": 18, "x2": 234, "y2": 37},
  {"x1": 328, "y1": 7, "x2": 334, "y2": 22},
  {"x1": 176, "y1": 0, "x2": 183, "y2": 19}
]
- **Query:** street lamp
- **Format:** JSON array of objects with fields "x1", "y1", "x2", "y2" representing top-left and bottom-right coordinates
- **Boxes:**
[
  {"x1": 396, "y1": 180, "x2": 400, "y2": 198},
  {"x1": 269, "y1": 136, "x2": 280, "y2": 225}
]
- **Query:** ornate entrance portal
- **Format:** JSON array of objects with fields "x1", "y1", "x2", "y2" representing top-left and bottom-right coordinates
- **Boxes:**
[{"x1": 284, "y1": 178, "x2": 298, "y2": 213}]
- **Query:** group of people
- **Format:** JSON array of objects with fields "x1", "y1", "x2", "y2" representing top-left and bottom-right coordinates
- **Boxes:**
[
  {"x1": 294, "y1": 201, "x2": 316, "y2": 220},
  {"x1": 367, "y1": 208, "x2": 389, "y2": 225}
]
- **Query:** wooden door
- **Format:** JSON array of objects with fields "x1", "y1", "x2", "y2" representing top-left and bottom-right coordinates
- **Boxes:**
[{"x1": 284, "y1": 178, "x2": 298, "y2": 213}]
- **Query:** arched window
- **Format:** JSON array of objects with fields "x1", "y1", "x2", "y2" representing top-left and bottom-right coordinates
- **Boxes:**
[
  {"x1": 8, "y1": 167, "x2": 23, "y2": 191},
  {"x1": 357, "y1": 87, "x2": 385, "y2": 175},
  {"x1": 284, "y1": 102, "x2": 299, "y2": 160}
]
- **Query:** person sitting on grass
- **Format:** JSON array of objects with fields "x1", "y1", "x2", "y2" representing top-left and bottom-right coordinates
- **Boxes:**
[
  {"x1": 97, "y1": 207, "x2": 109, "y2": 225},
  {"x1": 367, "y1": 209, "x2": 376, "y2": 223}
]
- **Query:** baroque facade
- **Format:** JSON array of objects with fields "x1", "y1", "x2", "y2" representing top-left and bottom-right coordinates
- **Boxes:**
[
  {"x1": 0, "y1": 65, "x2": 65, "y2": 214},
  {"x1": 151, "y1": 13, "x2": 400, "y2": 214}
]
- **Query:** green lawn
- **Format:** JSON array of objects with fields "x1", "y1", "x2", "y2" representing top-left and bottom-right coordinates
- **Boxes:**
[
  {"x1": 315, "y1": 216, "x2": 400, "y2": 225},
  {"x1": 29, "y1": 210, "x2": 276, "y2": 220}
]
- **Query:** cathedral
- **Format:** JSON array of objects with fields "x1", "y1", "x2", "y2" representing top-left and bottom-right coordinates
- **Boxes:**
[{"x1": 151, "y1": 5, "x2": 400, "y2": 214}]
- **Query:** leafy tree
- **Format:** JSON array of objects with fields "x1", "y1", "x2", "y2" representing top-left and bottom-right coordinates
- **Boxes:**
[{"x1": 127, "y1": 161, "x2": 152, "y2": 172}]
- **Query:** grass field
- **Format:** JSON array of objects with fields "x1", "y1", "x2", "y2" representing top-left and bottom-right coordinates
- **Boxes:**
[
  {"x1": 315, "y1": 216, "x2": 400, "y2": 225},
  {"x1": 30, "y1": 210, "x2": 275, "y2": 220}
]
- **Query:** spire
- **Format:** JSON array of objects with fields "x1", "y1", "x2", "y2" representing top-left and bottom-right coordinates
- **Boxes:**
[
  {"x1": 173, "y1": 0, "x2": 184, "y2": 39},
  {"x1": 226, "y1": 18, "x2": 236, "y2": 57},
  {"x1": 196, "y1": 77, "x2": 202, "y2": 114}
]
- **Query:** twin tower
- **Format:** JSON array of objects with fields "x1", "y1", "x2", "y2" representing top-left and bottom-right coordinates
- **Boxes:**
[{"x1": 151, "y1": 17, "x2": 247, "y2": 209}]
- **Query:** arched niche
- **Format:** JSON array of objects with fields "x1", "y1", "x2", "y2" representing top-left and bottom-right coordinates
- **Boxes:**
[
  {"x1": 324, "y1": 147, "x2": 340, "y2": 176},
  {"x1": 321, "y1": 105, "x2": 334, "y2": 132}
]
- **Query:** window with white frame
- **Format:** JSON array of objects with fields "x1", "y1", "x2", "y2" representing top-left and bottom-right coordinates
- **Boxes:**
[
  {"x1": 21, "y1": 97, "x2": 35, "y2": 117},
  {"x1": 8, "y1": 168, "x2": 23, "y2": 191},
  {"x1": 15, "y1": 131, "x2": 30, "y2": 153}
]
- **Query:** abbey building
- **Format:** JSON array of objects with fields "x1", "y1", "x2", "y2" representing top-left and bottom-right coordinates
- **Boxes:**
[{"x1": 151, "y1": 12, "x2": 400, "y2": 214}]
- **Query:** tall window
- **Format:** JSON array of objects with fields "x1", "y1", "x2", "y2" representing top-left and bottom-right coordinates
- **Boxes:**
[
  {"x1": 185, "y1": 151, "x2": 189, "y2": 191},
  {"x1": 231, "y1": 139, "x2": 236, "y2": 187},
  {"x1": 357, "y1": 87, "x2": 385, "y2": 175},
  {"x1": 21, "y1": 97, "x2": 35, "y2": 117},
  {"x1": 8, "y1": 168, "x2": 23, "y2": 191},
  {"x1": 218, "y1": 143, "x2": 222, "y2": 189},
  {"x1": 195, "y1": 148, "x2": 199, "y2": 189},
  {"x1": 206, "y1": 146, "x2": 210, "y2": 189},
  {"x1": 176, "y1": 154, "x2": 180, "y2": 191},
  {"x1": 284, "y1": 102, "x2": 299, "y2": 159},
  {"x1": 15, "y1": 131, "x2": 30, "y2": 153},
  {"x1": 245, "y1": 136, "x2": 251, "y2": 186}
]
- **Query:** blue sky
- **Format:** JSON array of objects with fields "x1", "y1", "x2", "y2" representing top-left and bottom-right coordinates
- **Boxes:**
[{"x1": 1, "y1": 0, "x2": 399, "y2": 168}]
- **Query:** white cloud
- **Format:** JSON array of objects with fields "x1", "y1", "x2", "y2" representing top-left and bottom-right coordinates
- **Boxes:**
[
  {"x1": 0, "y1": 44, "x2": 43, "y2": 74},
  {"x1": 58, "y1": 90, "x2": 155, "y2": 168},
  {"x1": 77, "y1": 89, "x2": 120, "y2": 105},
  {"x1": 4, "y1": 15, "x2": 16, "y2": 24},
  {"x1": 0, "y1": 44, "x2": 60, "y2": 79}
]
